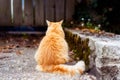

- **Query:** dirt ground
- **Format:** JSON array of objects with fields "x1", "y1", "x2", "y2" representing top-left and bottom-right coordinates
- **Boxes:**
[{"x1": 0, "y1": 33, "x2": 96, "y2": 80}]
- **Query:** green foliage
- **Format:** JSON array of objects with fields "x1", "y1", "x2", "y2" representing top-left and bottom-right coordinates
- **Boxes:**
[
  {"x1": 85, "y1": 21, "x2": 101, "y2": 30},
  {"x1": 86, "y1": 21, "x2": 93, "y2": 28},
  {"x1": 65, "y1": 30, "x2": 91, "y2": 69},
  {"x1": 73, "y1": 0, "x2": 120, "y2": 34}
]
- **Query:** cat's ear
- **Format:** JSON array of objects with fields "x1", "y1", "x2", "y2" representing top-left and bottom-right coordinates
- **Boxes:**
[
  {"x1": 59, "y1": 20, "x2": 64, "y2": 24},
  {"x1": 46, "y1": 20, "x2": 50, "y2": 25}
]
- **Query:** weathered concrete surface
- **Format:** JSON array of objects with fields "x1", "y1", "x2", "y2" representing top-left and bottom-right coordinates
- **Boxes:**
[
  {"x1": 66, "y1": 29, "x2": 120, "y2": 80},
  {"x1": 0, "y1": 48, "x2": 96, "y2": 80}
]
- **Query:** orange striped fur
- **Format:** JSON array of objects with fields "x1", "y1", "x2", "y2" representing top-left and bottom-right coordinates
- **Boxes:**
[{"x1": 34, "y1": 20, "x2": 85, "y2": 76}]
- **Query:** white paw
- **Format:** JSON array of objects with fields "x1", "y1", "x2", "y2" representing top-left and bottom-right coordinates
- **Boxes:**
[
  {"x1": 36, "y1": 65, "x2": 43, "y2": 71},
  {"x1": 34, "y1": 53, "x2": 37, "y2": 61},
  {"x1": 75, "y1": 60, "x2": 85, "y2": 71}
]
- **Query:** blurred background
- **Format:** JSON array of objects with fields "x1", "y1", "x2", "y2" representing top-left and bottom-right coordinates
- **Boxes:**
[{"x1": 0, "y1": 0, "x2": 120, "y2": 34}]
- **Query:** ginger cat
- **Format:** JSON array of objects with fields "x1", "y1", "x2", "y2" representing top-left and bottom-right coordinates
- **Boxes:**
[{"x1": 34, "y1": 20, "x2": 85, "y2": 75}]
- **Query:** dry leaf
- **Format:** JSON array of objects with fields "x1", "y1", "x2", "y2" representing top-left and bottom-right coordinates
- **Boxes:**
[{"x1": 16, "y1": 50, "x2": 23, "y2": 55}]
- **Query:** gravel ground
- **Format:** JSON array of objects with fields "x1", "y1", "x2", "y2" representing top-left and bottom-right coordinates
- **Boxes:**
[
  {"x1": 0, "y1": 48, "x2": 96, "y2": 80},
  {"x1": 0, "y1": 33, "x2": 96, "y2": 80}
]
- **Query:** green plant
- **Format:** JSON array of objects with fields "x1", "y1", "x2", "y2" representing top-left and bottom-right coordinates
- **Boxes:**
[{"x1": 65, "y1": 30, "x2": 91, "y2": 69}]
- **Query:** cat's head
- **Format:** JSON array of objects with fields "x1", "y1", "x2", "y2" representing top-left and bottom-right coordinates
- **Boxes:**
[
  {"x1": 46, "y1": 20, "x2": 63, "y2": 27},
  {"x1": 46, "y1": 20, "x2": 65, "y2": 38}
]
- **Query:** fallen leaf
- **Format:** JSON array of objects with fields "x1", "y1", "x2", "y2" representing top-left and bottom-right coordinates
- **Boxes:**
[{"x1": 16, "y1": 50, "x2": 23, "y2": 55}]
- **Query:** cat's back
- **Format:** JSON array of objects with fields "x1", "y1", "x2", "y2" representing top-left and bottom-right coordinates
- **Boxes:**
[{"x1": 41, "y1": 33, "x2": 65, "y2": 45}]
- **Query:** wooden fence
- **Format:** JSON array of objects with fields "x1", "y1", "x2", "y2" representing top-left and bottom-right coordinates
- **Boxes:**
[{"x1": 0, "y1": 0, "x2": 75, "y2": 26}]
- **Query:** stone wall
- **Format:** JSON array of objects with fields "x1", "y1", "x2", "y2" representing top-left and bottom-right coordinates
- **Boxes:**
[{"x1": 65, "y1": 28, "x2": 120, "y2": 80}]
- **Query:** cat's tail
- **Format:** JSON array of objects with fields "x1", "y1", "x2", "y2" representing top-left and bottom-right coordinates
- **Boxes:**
[{"x1": 36, "y1": 60, "x2": 85, "y2": 76}]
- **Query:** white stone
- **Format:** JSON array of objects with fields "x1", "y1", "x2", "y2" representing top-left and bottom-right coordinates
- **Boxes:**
[{"x1": 66, "y1": 29, "x2": 120, "y2": 80}]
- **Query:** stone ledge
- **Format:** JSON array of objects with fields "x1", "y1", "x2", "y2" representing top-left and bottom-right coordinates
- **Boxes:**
[{"x1": 65, "y1": 28, "x2": 120, "y2": 80}]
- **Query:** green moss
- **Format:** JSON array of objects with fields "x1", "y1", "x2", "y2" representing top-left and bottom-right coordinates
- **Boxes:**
[{"x1": 65, "y1": 30, "x2": 91, "y2": 69}]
